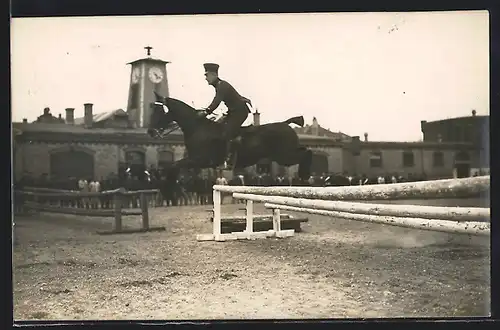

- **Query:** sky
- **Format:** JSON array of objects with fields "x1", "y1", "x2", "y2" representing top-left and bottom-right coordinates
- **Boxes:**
[{"x1": 11, "y1": 11, "x2": 489, "y2": 141}]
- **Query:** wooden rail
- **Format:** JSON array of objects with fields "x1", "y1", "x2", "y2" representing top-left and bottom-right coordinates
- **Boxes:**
[
  {"x1": 14, "y1": 187, "x2": 165, "y2": 235},
  {"x1": 18, "y1": 186, "x2": 163, "y2": 208}
]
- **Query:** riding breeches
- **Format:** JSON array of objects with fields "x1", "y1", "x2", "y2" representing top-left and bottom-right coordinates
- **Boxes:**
[{"x1": 223, "y1": 105, "x2": 250, "y2": 139}]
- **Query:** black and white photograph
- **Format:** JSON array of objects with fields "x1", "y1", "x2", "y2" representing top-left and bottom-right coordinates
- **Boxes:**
[{"x1": 11, "y1": 11, "x2": 490, "y2": 320}]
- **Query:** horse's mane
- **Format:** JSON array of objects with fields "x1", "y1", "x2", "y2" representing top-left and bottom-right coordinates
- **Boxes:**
[
  {"x1": 163, "y1": 97, "x2": 218, "y2": 127},
  {"x1": 165, "y1": 97, "x2": 196, "y2": 112}
]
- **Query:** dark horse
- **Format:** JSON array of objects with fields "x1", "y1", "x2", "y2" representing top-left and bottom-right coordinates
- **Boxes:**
[{"x1": 149, "y1": 92, "x2": 313, "y2": 180}]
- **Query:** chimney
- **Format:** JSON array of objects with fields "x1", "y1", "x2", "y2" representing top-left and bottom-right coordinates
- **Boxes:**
[
  {"x1": 65, "y1": 108, "x2": 75, "y2": 125},
  {"x1": 253, "y1": 109, "x2": 260, "y2": 126},
  {"x1": 312, "y1": 117, "x2": 319, "y2": 136},
  {"x1": 420, "y1": 120, "x2": 427, "y2": 133},
  {"x1": 22, "y1": 118, "x2": 27, "y2": 124},
  {"x1": 84, "y1": 103, "x2": 93, "y2": 128},
  {"x1": 472, "y1": 109, "x2": 476, "y2": 117},
  {"x1": 364, "y1": 132, "x2": 368, "y2": 142}
]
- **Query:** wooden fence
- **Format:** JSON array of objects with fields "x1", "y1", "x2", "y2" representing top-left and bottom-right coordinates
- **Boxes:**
[{"x1": 14, "y1": 187, "x2": 165, "y2": 235}]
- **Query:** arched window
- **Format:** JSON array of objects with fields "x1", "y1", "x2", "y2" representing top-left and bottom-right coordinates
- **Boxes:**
[
  {"x1": 124, "y1": 149, "x2": 146, "y2": 175},
  {"x1": 311, "y1": 153, "x2": 329, "y2": 175},
  {"x1": 125, "y1": 150, "x2": 145, "y2": 166}
]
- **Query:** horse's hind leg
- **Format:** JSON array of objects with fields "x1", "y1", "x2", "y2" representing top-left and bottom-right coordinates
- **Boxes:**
[
  {"x1": 275, "y1": 147, "x2": 312, "y2": 181},
  {"x1": 297, "y1": 148, "x2": 313, "y2": 180}
]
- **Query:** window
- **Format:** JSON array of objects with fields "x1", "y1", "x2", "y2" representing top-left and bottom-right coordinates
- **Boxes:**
[
  {"x1": 158, "y1": 150, "x2": 174, "y2": 169},
  {"x1": 257, "y1": 159, "x2": 271, "y2": 174},
  {"x1": 402, "y1": 151, "x2": 414, "y2": 167},
  {"x1": 277, "y1": 165, "x2": 286, "y2": 176},
  {"x1": 125, "y1": 150, "x2": 145, "y2": 165},
  {"x1": 369, "y1": 151, "x2": 382, "y2": 168},
  {"x1": 455, "y1": 151, "x2": 470, "y2": 162},
  {"x1": 433, "y1": 151, "x2": 444, "y2": 167},
  {"x1": 463, "y1": 125, "x2": 472, "y2": 142}
]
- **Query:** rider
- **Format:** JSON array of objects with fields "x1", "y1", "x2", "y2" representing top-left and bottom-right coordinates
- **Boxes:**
[{"x1": 201, "y1": 63, "x2": 252, "y2": 169}]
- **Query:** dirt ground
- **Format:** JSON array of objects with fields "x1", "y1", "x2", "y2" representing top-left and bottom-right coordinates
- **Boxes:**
[{"x1": 13, "y1": 198, "x2": 490, "y2": 320}]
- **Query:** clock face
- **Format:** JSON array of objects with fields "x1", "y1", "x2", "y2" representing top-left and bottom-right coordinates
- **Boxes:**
[
  {"x1": 131, "y1": 67, "x2": 141, "y2": 84},
  {"x1": 148, "y1": 67, "x2": 164, "y2": 84}
]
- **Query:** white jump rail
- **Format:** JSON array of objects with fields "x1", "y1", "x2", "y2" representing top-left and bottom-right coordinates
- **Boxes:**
[
  {"x1": 264, "y1": 204, "x2": 490, "y2": 237},
  {"x1": 215, "y1": 176, "x2": 490, "y2": 200},
  {"x1": 196, "y1": 176, "x2": 490, "y2": 241},
  {"x1": 231, "y1": 194, "x2": 490, "y2": 222}
]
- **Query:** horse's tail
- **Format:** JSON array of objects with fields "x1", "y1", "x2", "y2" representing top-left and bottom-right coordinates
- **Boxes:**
[{"x1": 283, "y1": 116, "x2": 305, "y2": 127}]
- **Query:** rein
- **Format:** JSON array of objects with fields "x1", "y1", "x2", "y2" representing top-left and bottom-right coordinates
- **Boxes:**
[{"x1": 156, "y1": 124, "x2": 181, "y2": 138}]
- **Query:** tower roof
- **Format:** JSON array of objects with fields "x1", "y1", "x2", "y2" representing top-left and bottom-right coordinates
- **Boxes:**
[
  {"x1": 127, "y1": 46, "x2": 170, "y2": 65},
  {"x1": 127, "y1": 58, "x2": 170, "y2": 65}
]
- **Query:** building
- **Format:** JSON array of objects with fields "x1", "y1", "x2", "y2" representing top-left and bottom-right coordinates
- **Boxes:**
[
  {"x1": 420, "y1": 110, "x2": 489, "y2": 177},
  {"x1": 12, "y1": 48, "x2": 488, "y2": 182},
  {"x1": 285, "y1": 124, "x2": 479, "y2": 180}
]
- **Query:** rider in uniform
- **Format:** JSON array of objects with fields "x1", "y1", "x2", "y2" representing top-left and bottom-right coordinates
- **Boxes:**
[{"x1": 202, "y1": 63, "x2": 252, "y2": 169}]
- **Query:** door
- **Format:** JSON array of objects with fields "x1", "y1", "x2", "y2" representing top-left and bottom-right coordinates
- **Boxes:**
[
  {"x1": 158, "y1": 150, "x2": 174, "y2": 170},
  {"x1": 311, "y1": 153, "x2": 329, "y2": 175},
  {"x1": 50, "y1": 150, "x2": 94, "y2": 180},
  {"x1": 454, "y1": 151, "x2": 471, "y2": 178},
  {"x1": 455, "y1": 163, "x2": 470, "y2": 178}
]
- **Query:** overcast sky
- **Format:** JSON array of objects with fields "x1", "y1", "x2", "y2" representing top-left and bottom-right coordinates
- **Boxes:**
[{"x1": 11, "y1": 11, "x2": 488, "y2": 141}]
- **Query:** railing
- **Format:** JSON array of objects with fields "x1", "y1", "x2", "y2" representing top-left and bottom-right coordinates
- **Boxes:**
[{"x1": 14, "y1": 187, "x2": 165, "y2": 235}]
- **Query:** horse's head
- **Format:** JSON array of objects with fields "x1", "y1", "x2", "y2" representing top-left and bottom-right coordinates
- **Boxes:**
[
  {"x1": 149, "y1": 92, "x2": 173, "y2": 129},
  {"x1": 150, "y1": 92, "x2": 214, "y2": 137}
]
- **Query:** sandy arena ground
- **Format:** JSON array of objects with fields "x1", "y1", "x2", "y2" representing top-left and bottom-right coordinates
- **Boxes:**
[{"x1": 13, "y1": 199, "x2": 490, "y2": 320}]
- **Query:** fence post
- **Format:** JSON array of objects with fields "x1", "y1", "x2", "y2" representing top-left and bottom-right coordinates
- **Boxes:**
[
  {"x1": 213, "y1": 189, "x2": 222, "y2": 239},
  {"x1": 246, "y1": 200, "x2": 254, "y2": 234},
  {"x1": 272, "y1": 208, "x2": 281, "y2": 232},
  {"x1": 113, "y1": 189, "x2": 124, "y2": 232},
  {"x1": 140, "y1": 193, "x2": 150, "y2": 230}
]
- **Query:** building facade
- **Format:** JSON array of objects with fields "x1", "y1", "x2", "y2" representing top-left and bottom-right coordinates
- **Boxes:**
[
  {"x1": 12, "y1": 49, "x2": 488, "y2": 182},
  {"x1": 420, "y1": 110, "x2": 489, "y2": 176}
]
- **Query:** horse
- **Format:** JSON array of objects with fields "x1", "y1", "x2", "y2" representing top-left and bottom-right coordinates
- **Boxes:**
[{"x1": 148, "y1": 92, "x2": 313, "y2": 181}]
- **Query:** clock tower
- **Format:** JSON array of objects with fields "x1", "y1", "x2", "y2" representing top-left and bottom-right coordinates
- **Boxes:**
[{"x1": 127, "y1": 46, "x2": 170, "y2": 128}]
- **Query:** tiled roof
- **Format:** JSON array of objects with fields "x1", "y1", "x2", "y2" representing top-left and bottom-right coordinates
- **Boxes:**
[
  {"x1": 11, "y1": 121, "x2": 183, "y2": 136},
  {"x1": 294, "y1": 126, "x2": 352, "y2": 141},
  {"x1": 73, "y1": 109, "x2": 128, "y2": 125}
]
